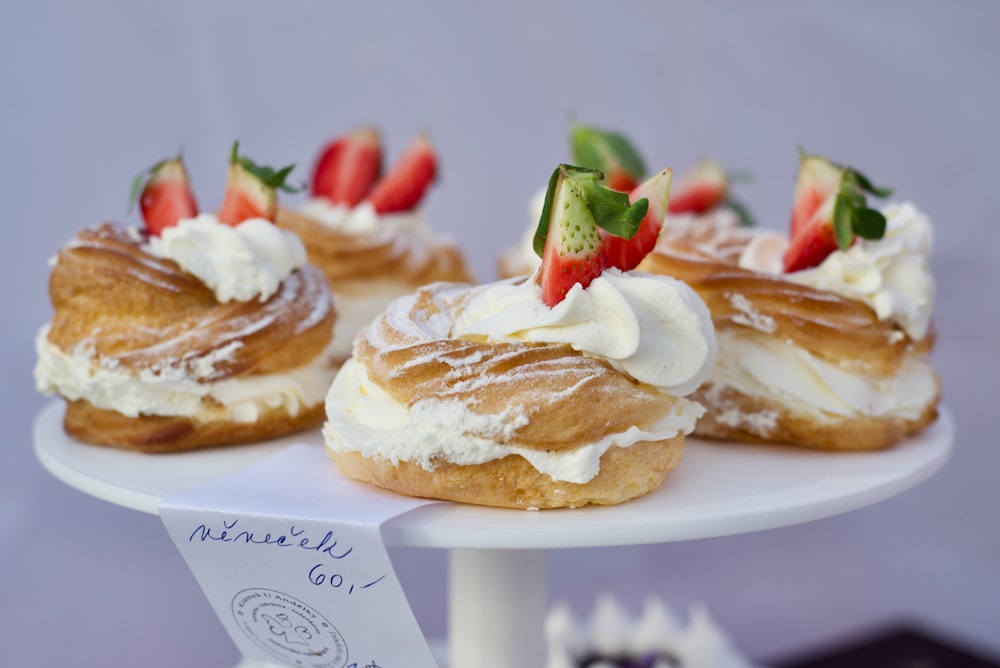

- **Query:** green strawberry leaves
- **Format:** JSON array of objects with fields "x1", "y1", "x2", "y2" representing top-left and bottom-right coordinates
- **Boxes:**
[
  {"x1": 229, "y1": 141, "x2": 303, "y2": 193},
  {"x1": 727, "y1": 198, "x2": 757, "y2": 228},
  {"x1": 831, "y1": 166, "x2": 893, "y2": 249},
  {"x1": 570, "y1": 125, "x2": 646, "y2": 184},
  {"x1": 533, "y1": 164, "x2": 648, "y2": 258},
  {"x1": 725, "y1": 170, "x2": 757, "y2": 227}
]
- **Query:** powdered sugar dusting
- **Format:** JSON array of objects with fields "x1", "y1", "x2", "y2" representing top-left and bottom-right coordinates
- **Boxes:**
[{"x1": 727, "y1": 293, "x2": 776, "y2": 333}]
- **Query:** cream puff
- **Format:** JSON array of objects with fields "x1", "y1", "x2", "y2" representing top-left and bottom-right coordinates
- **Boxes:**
[
  {"x1": 34, "y1": 145, "x2": 339, "y2": 452},
  {"x1": 324, "y1": 164, "x2": 716, "y2": 509},
  {"x1": 640, "y1": 151, "x2": 939, "y2": 450},
  {"x1": 276, "y1": 128, "x2": 473, "y2": 366}
]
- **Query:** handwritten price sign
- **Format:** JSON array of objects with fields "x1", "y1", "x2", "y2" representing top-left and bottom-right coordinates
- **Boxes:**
[{"x1": 159, "y1": 444, "x2": 441, "y2": 668}]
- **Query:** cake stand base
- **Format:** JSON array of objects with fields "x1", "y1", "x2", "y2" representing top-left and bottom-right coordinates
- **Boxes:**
[
  {"x1": 450, "y1": 548, "x2": 548, "y2": 667},
  {"x1": 33, "y1": 401, "x2": 954, "y2": 668}
]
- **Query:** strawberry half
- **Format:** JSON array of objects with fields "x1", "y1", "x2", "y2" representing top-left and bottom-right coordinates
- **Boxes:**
[
  {"x1": 534, "y1": 165, "x2": 649, "y2": 307},
  {"x1": 132, "y1": 156, "x2": 199, "y2": 236},
  {"x1": 602, "y1": 168, "x2": 673, "y2": 271},
  {"x1": 783, "y1": 197, "x2": 840, "y2": 272},
  {"x1": 570, "y1": 124, "x2": 646, "y2": 192},
  {"x1": 790, "y1": 151, "x2": 843, "y2": 238},
  {"x1": 311, "y1": 127, "x2": 382, "y2": 207},
  {"x1": 668, "y1": 160, "x2": 728, "y2": 214},
  {"x1": 218, "y1": 142, "x2": 298, "y2": 226},
  {"x1": 368, "y1": 134, "x2": 437, "y2": 214},
  {"x1": 783, "y1": 155, "x2": 892, "y2": 273}
]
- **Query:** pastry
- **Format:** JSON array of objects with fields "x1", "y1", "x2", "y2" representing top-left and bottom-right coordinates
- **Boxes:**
[
  {"x1": 34, "y1": 144, "x2": 339, "y2": 452},
  {"x1": 324, "y1": 164, "x2": 716, "y2": 509},
  {"x1": 499, "y1": 124, "x2": 751, "y2": 279},
  {"x1": 276, "y1": 128, "x2": 473, "y2": 366},
  {"x1": 640, "y1": 151, "x2": 939, "y2": 450}
]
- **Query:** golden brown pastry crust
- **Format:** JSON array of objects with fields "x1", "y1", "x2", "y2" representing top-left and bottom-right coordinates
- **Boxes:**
[
  {"x1": 275, "y1": 207, "x2": 473, "y2": 289},
  {"x1": 640, "y1": 221, "x2": 939, "y2": 450},
  {"x1": 354, "y1": 281, "x2": 681, "y2": 452},
  {"x1": 327, "y1": 281, "x2": 691, "y2": 508},
  {"x1": 45, "y1": 223, "x2": 337, "y2": 452},
  {"x1": 690, "y1": 379, "x2": 940, "y2": 451},
  {"x1": 332, "y1": 438, "x2": 684, "y2": 510},
  {"x1": 64, "y1": 401, "x2": 326, "y2": 453}
]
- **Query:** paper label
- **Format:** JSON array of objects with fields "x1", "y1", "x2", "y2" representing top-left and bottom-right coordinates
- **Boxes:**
[{"x1": 159, "y1": 444, "x2": 441, "y2": 668}]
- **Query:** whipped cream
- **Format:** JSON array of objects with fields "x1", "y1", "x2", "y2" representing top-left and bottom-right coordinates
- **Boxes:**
[
  {"x1": 545, "y1": 596, "x2": 757, "y2": 668},
  {"x1": 738, "y1": 202, "x2": 935, "y2": 340},
  {"x1": 145, "y1": 214, "x2": 307, "y2": 303},
  {"x1": 709, "y1": 329, "x2": 937, "y2": 424},
  {"x1": 324, "y1": 357, "x2": 704, "y2": 484},
  {"x1": 35, "y1": 324, "x2": 335, "y2": 423},
  {"x1": 452, "y1": 269, "x2": 717, "y2": 396},
  {"x1": 300, "y1": 198, "x2": 432, "y2": 239}
]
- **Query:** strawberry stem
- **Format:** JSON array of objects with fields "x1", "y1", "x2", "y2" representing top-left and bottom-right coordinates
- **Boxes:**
[
  {"x1": 229, "y1": 141, "x2": 303, "y2": 193},
  {"x1": 832, "y1": 168, "x2": 889, "y2": 249},
  {"x1": 726, "y1": 198, "x2": 757, "y2": 227}
]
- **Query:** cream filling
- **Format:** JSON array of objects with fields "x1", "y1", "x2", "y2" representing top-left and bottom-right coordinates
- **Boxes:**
[
  {"x1": 709, "y1": 329, "x2": 937, "y2": 422},
  {"x1": 323, "y1": 358, "x2": 704, "y2": 484},
  {"x1": 34, "y1": 324, "x2": 337, "y2": 423}
]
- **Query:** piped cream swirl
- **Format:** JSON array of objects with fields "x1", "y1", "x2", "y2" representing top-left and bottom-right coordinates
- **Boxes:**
[
  {"x1": 452, "y1": 269, "x2": 717, "y2": 396},
  {"x1": 145, "y1": 214, "x2": 307, "y2": 303}
]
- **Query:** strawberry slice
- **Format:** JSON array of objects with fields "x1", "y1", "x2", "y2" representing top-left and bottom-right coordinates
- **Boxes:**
[
  {"x1": 368, "y1": 134, "x2": 437, "y2": 214},
  {"x1": 570, "y1": 124, "x2": 646, "y2": 192},
  {"x1": 534, "y1": 165, "x2": 649, "y2": 307},
  {"x1": 668, "y1": 160, "x2": 728, "y2": 214},
  {"x1": 132, "y1": 156, "x2": 198, "y2": 236},
  {"x1": 783, "y1": 197, "x2": 839, "y2": 272},
  {"x1": 218, "y1": 142, "x2": 298, "y2": 226},
  {"x1": 783, "y1": 155, "x2": 892, "y2": 272},
  {"x1": 311, "y1": 127, "x2": 382, "y2": 207},
  {"x1": 602, "y1": 168, "x2": 673, "y2": 271},
  {"x1": 790, "y1": 152, "x2": 843, "y2": 238}
]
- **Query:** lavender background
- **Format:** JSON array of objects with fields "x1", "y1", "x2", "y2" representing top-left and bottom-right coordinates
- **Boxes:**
[{"x1": 3, "y1": 1, "x2": 998, "y2": 665}]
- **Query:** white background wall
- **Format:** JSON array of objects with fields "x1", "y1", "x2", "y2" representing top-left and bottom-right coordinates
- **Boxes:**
[{"x1": 2, "y1": 1, "x2": 998, "y2": 665}]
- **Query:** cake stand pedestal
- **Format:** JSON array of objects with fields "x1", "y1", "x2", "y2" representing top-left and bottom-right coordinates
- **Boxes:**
[{"x1": 34, "y1": 401, "x2": 953, "y2": 668}]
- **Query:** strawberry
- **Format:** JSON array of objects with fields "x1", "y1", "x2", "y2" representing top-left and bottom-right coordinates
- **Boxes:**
[
  {"x1": 783, "y1": 197, "x2": 840, "y2": 272},
  {"x1": 311, "y1": 127, "x2": 382, "y2": 207},
  {"x1": 218, "y1": 142, "x2": 298, "y2": 226},
  {"x1": 131, "y1": 156, "x2": 199, "y2": 236},
  {"x1": 602, "y1": 168, "x2": 673, "y2": 271},
  {"x1": 790, "y1": 151, "x2": 843, "y2": 238},
  {"x1": 570, "y1": 124, "x2": 646, "y2": 192},
  {"x1": 668, "y1": 160, "x2": 728, "y2": 214},
  {"x1": 534, "y1": 165, "x2": 649, "y2": 307},
  {"x1": 368, "y1": 133, "x2": 437, "y2": 214},
  {"x1": 783, "y1": 154, "x2": 892, "y2": 273}
]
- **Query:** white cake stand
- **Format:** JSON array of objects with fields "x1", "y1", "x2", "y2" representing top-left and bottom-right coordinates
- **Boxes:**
[{"x1": 34, "y1": 400, "x2": 953, "y2": 668}]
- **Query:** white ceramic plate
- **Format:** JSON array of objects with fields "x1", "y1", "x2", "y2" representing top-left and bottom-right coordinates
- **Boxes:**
[{"x1": 34, "y1": 400, "x2": 952, "y2": 549}]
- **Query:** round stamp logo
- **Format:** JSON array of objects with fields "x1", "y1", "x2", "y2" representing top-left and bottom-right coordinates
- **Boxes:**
[{"x1": 231, "y1": 588, "x2": 349, "y2": 668}]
